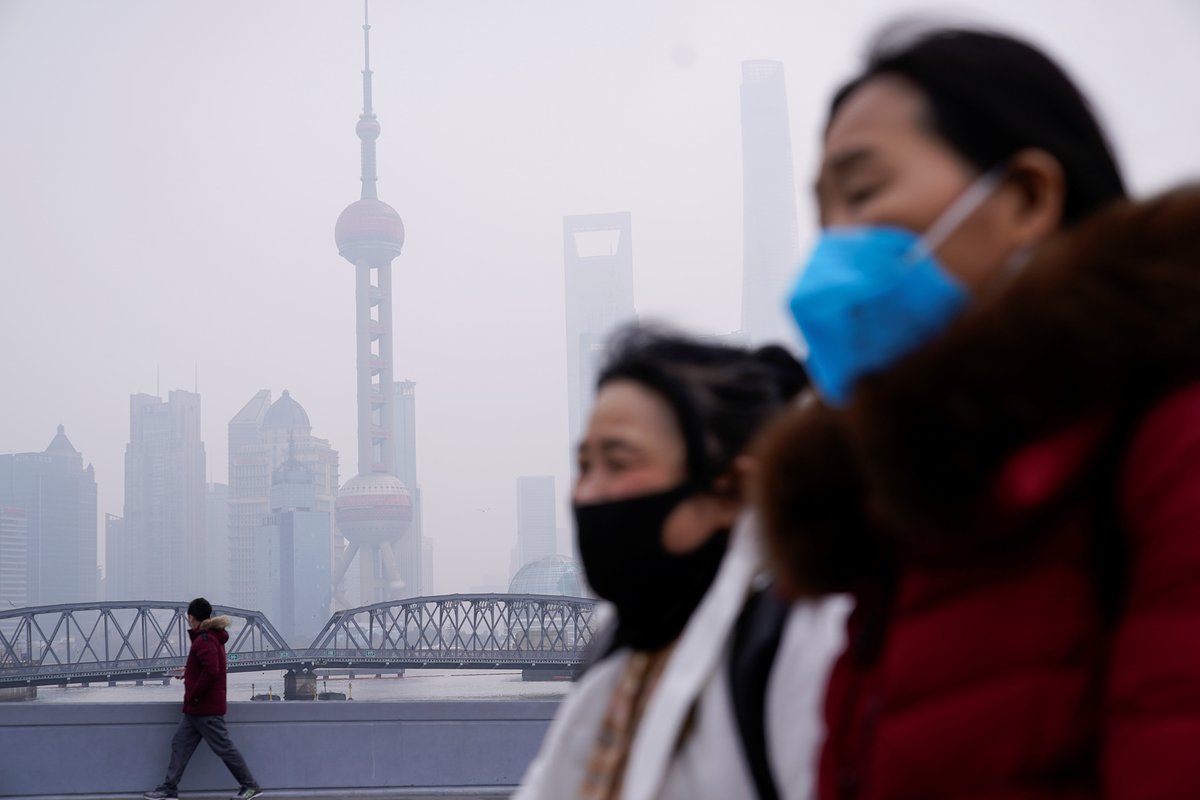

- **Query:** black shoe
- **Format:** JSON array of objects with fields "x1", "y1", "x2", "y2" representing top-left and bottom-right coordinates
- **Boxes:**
[
  {"x1": 144, "y1": 792, "x2": 178, "y2": 800},
  {"x1": 231, "y1": 788, "x2": 264, "y2": 800}
]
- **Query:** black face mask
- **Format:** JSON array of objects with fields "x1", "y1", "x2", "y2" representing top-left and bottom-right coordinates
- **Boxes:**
[{"x1": 574, "y1": 483, "x2": 731, "y2": 652}]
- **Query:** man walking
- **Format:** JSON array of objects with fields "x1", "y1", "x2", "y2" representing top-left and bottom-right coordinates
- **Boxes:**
[{"x1": 144, "y1": 598, "x2": 263, "y2": 800}]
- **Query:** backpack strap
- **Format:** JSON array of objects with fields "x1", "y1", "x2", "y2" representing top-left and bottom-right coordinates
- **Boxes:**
[{"x1": 728, "y1": 585, "x2": 789, "y2": 800}]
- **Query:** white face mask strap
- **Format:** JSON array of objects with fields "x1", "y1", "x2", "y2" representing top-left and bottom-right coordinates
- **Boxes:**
[{"x1": 912, "y1": 169, "x2": 1005, "y2": 260}]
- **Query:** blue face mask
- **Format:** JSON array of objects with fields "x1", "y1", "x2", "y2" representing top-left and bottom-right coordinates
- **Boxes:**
[{"x1": 787, "y1": 172, "x2": 1001, "y2": 406}]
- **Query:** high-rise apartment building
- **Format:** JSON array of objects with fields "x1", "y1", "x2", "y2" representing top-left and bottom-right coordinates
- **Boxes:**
[
  {"x1": 118, "y1": 391, "x2": 206, "y2": 602},
  {"x1": 0, "y1": 426, "x2": 98, "y2": 605},
  {"x1": 740, "y1": 60, "x2": 800, "y2": 346},
  {"x1": 563, "y1": 213, "x2": 636, "y2": 458}
]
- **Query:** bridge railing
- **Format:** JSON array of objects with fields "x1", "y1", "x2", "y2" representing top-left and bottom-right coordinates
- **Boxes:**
[
  {"x1": 0, "y1": 602, "x2": 291, "y2": 687},
  {"x1": 308, "y1": 593, "x2": 597, "y2": 655}
]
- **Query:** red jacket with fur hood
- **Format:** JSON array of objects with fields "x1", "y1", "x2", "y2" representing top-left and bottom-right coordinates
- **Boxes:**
[
  {"x1": 184, "y1": 615, "x2": 230, "y2": 716},
  {"x1": 756, "y1": 186, "x2": 1200, "y2": 799}
]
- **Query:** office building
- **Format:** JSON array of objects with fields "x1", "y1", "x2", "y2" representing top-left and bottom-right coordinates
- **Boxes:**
[
  {"x1": 118, "y1": 392, "x2": 206, "y2": 602},
  {"x1": 0, "y1": 507, "x2": 28, "y2": 609},
  {"x1": 515, "y1": 476, "x2": 556, "y2": 573},
  {"x1": 255, "y1": 455, "x2": 332, "y2": 643},
  {"x1": 563, "y1": 212, "x2": 636, "y2": 458},
  {"x1": 228, "y1": 390, "x2": 338, "y2": 610},
  {"x1": 0, "y1": 425, "x2": 98, "y2": 605},
  {"x1": 740, "y1": 60, "x2": 800, "y2": 346}
]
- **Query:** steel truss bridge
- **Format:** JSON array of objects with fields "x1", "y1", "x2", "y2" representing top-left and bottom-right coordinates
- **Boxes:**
[{"x1": 0, "y1": 594, "x2": 597, "y2": 689}]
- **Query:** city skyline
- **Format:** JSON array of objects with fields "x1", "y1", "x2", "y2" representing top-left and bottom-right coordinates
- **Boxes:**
[{"x1": 2, "y1": 0, "x2": 1198, "y2": 596}]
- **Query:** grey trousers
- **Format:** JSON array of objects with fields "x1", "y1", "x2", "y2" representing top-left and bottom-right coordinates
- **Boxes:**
[{"x1": 157, "y1": 713, "x2": 258, "y2": 791}]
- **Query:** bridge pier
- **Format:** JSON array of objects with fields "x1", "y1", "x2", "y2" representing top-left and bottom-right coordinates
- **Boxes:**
[
  {"x1": 0, "y1": 686, "x2": 36, "y2": 702},
  {"x1": 284, "y1": 668, "x2": 317, "y2": 701}
]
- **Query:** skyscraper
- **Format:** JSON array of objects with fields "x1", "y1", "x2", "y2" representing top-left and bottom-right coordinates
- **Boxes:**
[
  {"x1": 0, "y1": 507, "x2": 28, "y2": 608},
  {"x1": 102, "y1": 513, "x2": 122, "y2": 601},
  {"x1": 254, "y1": 453, "x2": 332, "y2": 644},
  {"x1": 227, "y1": 390, "x2": 338, "y2": 610},
  {"x1": 515, "y1": 476, "x2": 556, "y2": 573},
  {"x1": 740, "y1": 60, "x2": 800, "y2": 346},
  {"x1": 333, "y1": 3, "x2": 414, "y2": 605},
  {"x1": 206, "y1": 483, "x2": 230, "y2": 603},
  {"x1": 0, "y1": 426, "x2": 98, "y2": 605},
  {"x1": 392, "y1": 379, "x2": 423, "y2": 597},
  {"x1": 563, "y1": 212, "x2": 636, "y2": 457},
  {"x1": 118, "y1": 391, "x2": 206, "y2": 602},
  {"x1": 421, "y1": 535, "x2": 434, "y2": 596},
  {"x1": 227, "y1": 389, "x2": 271, "y2": 605}
]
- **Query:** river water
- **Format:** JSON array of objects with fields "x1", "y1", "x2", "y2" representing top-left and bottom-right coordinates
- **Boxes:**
[{"x1": 30, "y1": 669, "x2": 571, "y2": 704}]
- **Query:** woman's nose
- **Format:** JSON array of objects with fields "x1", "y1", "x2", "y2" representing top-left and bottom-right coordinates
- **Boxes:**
[{"x1": 573, "y1": 473, "x2": 604, "y2": 505}]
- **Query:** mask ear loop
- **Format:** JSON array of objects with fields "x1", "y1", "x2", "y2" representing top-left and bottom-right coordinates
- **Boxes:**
[{"x1": 907, "y1": 168, "x2": 1005, "y2": 264}]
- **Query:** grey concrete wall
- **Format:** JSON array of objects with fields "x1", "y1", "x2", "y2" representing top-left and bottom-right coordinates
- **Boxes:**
[{"x1": 0, "y1": 700, "x2": 559, "y2": 797}]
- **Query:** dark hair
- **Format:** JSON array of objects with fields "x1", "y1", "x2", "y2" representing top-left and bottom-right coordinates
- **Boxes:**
[
  {"x1": 597, "y1": 325, "x2": 807, "y2": 487},
  {"x1": 187, "y1": 597, "x2": 212, "y2": 621},
  {"x1": 831, "y1": 23, "x2": 1127, "y2": 225}
]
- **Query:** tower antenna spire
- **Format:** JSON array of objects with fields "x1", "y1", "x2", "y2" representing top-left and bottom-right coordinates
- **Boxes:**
[{"x1": 357, "y1": 0, "x2": 379, "y2": 200}]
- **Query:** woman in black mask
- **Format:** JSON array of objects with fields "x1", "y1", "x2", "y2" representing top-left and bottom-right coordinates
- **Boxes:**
[{"x1": 517, "y1": 326, "x2": 849, "y2": 800}]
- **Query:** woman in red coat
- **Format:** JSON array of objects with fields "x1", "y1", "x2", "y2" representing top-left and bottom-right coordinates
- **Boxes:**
[{"x1": 755, "y1": 24, "x2": 1200, "y2": 800}]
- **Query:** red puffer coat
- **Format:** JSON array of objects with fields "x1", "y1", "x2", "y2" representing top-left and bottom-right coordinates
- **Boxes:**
[
  {"x1": 183, "y1": 615, "x2": 230, "y2": 716},
  {"x1": 821, "y1": 382, "x2": 1200, "y2": 799},
  {"x1": 754, "y1": 186, "x2": 1200, "y2": 800}
]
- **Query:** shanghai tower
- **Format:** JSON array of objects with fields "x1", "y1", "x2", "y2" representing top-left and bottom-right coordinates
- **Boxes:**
[{"x1": 332, "y1": 0, "x2": 413, "y2": 605}]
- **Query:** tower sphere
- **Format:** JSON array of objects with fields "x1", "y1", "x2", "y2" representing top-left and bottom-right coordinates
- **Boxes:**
[
  {"x1": 356, "y1": 117, "x2": 381, "y2": 141},
  {"x1": 335, "y1": 472, "x2": 413, "y2": 546},
  {"x1": 335, "y1": 198, "x2": 405, "y2": 264}
]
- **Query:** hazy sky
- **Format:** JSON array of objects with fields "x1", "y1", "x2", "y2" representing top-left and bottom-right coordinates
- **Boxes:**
[{"x1": 2, "y1": 0, "x2": 1198, "y2": 595}]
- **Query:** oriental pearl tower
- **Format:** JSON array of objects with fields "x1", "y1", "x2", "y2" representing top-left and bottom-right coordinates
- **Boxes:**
[{"x1": 332, "y1": 0, "x2": 413, "y2": 606}]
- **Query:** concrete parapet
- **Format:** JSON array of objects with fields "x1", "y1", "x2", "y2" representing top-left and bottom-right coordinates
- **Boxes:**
[{"x1": 0, "y1": 700, "x2": 558, "y2": 797}]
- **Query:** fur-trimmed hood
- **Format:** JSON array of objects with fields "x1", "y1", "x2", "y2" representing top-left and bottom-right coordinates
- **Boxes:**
[
  {"x1": 757, "y1": 184, "x2": 1200, "y2": 595},
  {"x1": 198, "y1": 615, "x2": 231, "y2": 632}
]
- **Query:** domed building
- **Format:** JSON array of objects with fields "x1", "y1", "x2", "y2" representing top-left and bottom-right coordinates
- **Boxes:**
[
  {"x1": 262, "y1": 389, "x2": 311, "y2": 432},
  {"x1": 508, "y1": 555, "x2": 589, "y2": 598},
  {"x1": 226, "y1": 389, "x2": 339, "y2": 611}
]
